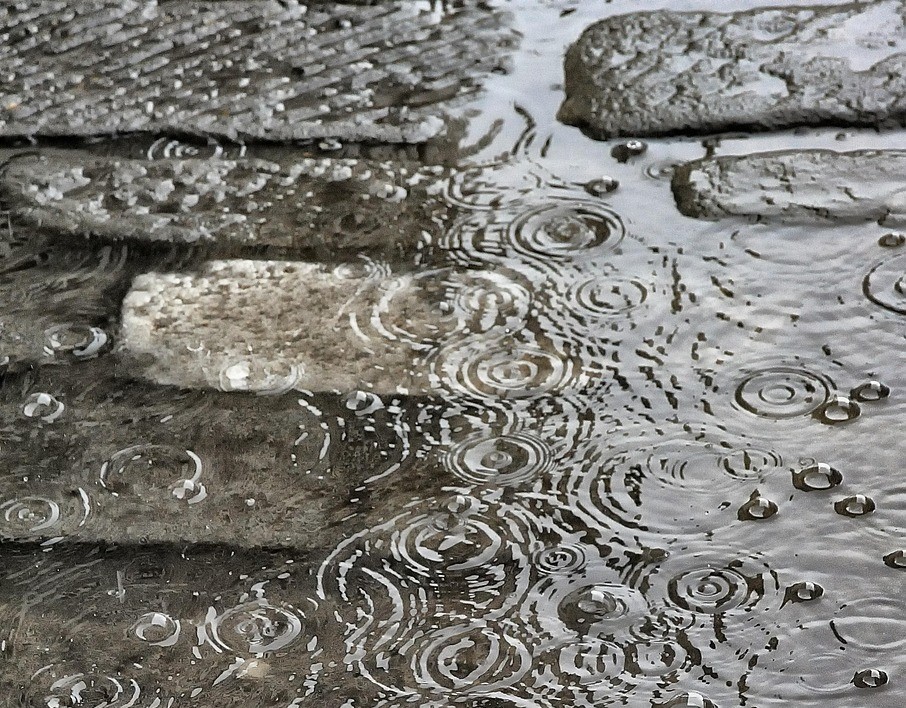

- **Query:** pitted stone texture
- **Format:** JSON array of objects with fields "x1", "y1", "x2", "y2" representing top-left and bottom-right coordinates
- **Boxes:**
[
  {"x1": 559, "y1": 2, "x2": 906, "y2": 138},
  {"x1": 122, "y1": 260, "x2": 438, "y2": 395},
  {"x1": 672, "y1": 150, "x2": 906, "y2": 224},
  {"x1": 0, "y1": 0, "x2": 512, "y2": 142},
  {"x1": 1, "y1": 154, "x2": 448, "y2": 257}
]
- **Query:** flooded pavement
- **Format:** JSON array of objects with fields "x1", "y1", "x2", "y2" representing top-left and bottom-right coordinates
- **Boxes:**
[{"x1": 1, "y1": 1, "x2": 906, "y2": 706}]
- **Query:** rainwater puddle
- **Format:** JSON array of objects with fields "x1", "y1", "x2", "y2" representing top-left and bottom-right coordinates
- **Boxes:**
[{"x1": 0, "y1": 1, "x2": 904, "y2": 707}]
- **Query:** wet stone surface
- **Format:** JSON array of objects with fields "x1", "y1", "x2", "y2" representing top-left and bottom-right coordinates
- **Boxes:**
[
  {"x1": 4, "y1": 1, "x2": 906, "y2": 707},
  {"x1": 0, "y1": 0, "x2": 513, "y2": 142},
  {"x1": 559, "y1": 1, "x2": 906, "y2": 138},
  {"x1": 672, "y1": 149, "x2": 906, "y2": 224},
  {"x1": 0, "y1": 153, "x2": 450, "y2": 260}
]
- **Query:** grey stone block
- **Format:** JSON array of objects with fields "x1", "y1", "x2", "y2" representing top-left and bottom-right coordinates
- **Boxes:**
[
  {"x1": 0, "y1": 0, "x2": 513, "y2": 142},
  {"x1": 0, "y1": 361, "x2": 450, "y2": 550},
  {"x1": 672, "y1": 149, "x2": 906, "y2": 223},
  {"x1": 0, "y1": 153, "x2": 449, "y2": 258},
  {"x1": 119, "y1": 260, "x2": 536, "y2": 397},
  {"x1": 559, "y1": 2, "x2": 906, "y2": 138}
]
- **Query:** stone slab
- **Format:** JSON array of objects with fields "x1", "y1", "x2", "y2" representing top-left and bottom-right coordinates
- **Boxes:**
[
  {"x1": 671, "y1": 149, "x2": 906, "y2": 223},
  {"x1": 0, "y1": 0, "x2": 512, "y2": 142},
  {"x1": 0, "y1": 360, "x2": 451, "y2": 551},
  {"x1": 121, "y1": 260, "x2": 540, "y2": 397},
  {"x1": 0, "y1": 153, "x2": 448, "y2": 258},
  {"x1": 559, "y1": 2, "x2": 906, "y2": 138}
]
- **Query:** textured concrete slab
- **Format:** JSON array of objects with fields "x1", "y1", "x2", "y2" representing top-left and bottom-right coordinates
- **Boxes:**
[
  {"x1": 0, "y1": 361, "x2": 450, "y2": 550},
  {"x1": 0, "y1": 0, "x2": 513, "y2": 142},
  {"x1": 672, "y1": 149, "x2": 906, "y2": 224},
  {"x1": 0, "y1": 153, "x2": 448, "y2": 258},
  {"x1": 121, "y1": 260, "x2": 534, "y2": 396},
  {"x1": 559, "y1": 2, "x2": 906, "y2": 138}
]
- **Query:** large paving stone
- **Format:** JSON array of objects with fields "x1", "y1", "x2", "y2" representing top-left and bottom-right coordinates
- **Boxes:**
[
  {"x1": 0, "y1": 153, "x2": 449, "y2": 259},
  {"x1": 0, "y1": 359, "x2": 451, "y2": 550},
  {"x1": 0, "y1": 0, "x2": 513, "y2": 142},
  {"x1": 558, "y1": 2, "x2": 906, "y2": 138},
  {"x1": 671, "y1": 149, "x2": 906, "y2": 223},
  {"x1": 120, "y1": 260, "x2": 535, "y2": 396}
]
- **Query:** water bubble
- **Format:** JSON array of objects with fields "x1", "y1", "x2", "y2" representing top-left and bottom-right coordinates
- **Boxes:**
[
  {"x1": 507, "y1": 202, "x2": 625, "y2": 259},
  {"x1": 734, "y1": 366, "x2": 830, "y2": 419},
  {"x1": 864, "y1": 253, "x2": 906, "y2": 314},
  {"x1": 813, "y1": 394, "x2": 860, "y2": 425},
  {"x1": 43, "y1": 673, "x2": 141, "y2": 708},
  {"x1": 883, "y1": 550, "x2": 906, "y2": 569},
  {"x1": 100, "y1": 445, "x2": 206, "y2": 504},
  {"x1": 43, "y1": 323, "x2": 109, "y2": 361},
  {"x1": 611, "y1": 140, "x2": 648, "y2": 163},
  {"x1": 558, "y1": 582, "x2": 648, "y2": 635},
  {"x1": 834, "y1": 494, "x2": 876, "y2": 517},
  {"x1": 783, "y1": 581, "x2": 824, "y2": 605},
  {"x1": 853, "y1": 668, "x2": 889, "y2": 689},
  {"x1": 204, "y1": 600, "x2": 304, "y2": 654},
  {"x1": 668, "y1": 566, "x2": 751, "y2": 614},
  {"x1": 443, "y1": 431, "x2": 554, "y2": 486},
  {"x1": 584, "y1": 177, "x2": 619, "y2": 196},
  {"x1": 656, "y1": 693, "x2": 717, "y2": 708},
  {"x1": 792, "y1": 463, "x2": 842, "y2": 491},
  {"x1": 850, "y1": 380, "x2": 890, "y2": 402},
  {"x1": 532, "y1": 543, "x2": 589, "y2": 575},
  {"x1": 344, "y1": 389, "x2": 384, "y2": 416},
  {"x1": 132, "y1": 611, "x2": 181, "y2": 647},
  {"x1": 22, "y1": 392, "x2": 65, "y2": 422},
  {"x1": 878, "y1": 232, "x2": 905, "y2": 247},
  {"x1": 738, "y1": 490, "x2": 778, "y2": 521}
]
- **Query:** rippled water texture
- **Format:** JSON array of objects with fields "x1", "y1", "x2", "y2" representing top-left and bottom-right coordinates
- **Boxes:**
[{"x1": 2, "y1": 1, "x2": 906, "y2": 707}]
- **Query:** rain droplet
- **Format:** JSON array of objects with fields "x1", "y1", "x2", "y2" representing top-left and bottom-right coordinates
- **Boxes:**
[
  {"x1": 853, "y1": 668, "x2": 888, "y2": 689},
  {"x1": 814, "y1": 394, "x2": 860, "y2": 424},
  {"x1": 734, "y1": 366, "x2": 830, "y2": 419},
  {"x1": 611, "y1": 140, "x2": 648, "y2": 163},
  {"x1": 22, "y1": 392, "x2": 65, "y2": 422},
  {"x1": 850, "y1": 380, "x2": 890, "y2": 402},
  {"x1": 792, "y1": 463, "x2": 843, "y2": 491},
  {"x1": 44, "y1": 323, "x2": 109, "y2": 361},
  {"x1": 204, "y1": 600, "x2": 304, "y2": 654},
  {"x1": 883, "y1": 550, "x2": 906, "y2": 569},
  {"x1": 834, "y1": 494, "x2": 876, "y2": 517},
  {"x1": 132, "y1": 611, "x2": 181, "y2": 647},
  {"x1": 784, "y1": 581, "x2": 824, "y2": 604},
  {"x1": 344, "y1": 390, "x2": 384, "y2": 416},
  {"x1": 738, "y1": 490, "x2": 778, "y2": 520},
  {"x1": 878, "y1": 232, "x2": 905, "y2": 248},
  {"x1": 584, "y1": 176, "x2": 619, "y2": 196}
]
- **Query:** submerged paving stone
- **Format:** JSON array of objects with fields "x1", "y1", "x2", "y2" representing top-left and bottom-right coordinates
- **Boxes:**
[
  {"x1": 0, "y1": 361, "x2": 451, "y2": 550},
  {"x1": 0, "y1": 0, "x2": 513, "y2": 142},
  {"x1": 0, "y1": 153, "x2": 448, "y2": 258},
  {"x1": 559, "y1": 2, "x2": 906, "y2": 138},
  {"x1": 672, "y1": 149, "x2": 906, "y2": 223}
]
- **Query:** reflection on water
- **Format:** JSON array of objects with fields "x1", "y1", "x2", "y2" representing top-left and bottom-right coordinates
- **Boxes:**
[{"x1": 1, "y1": 1, "x2": 905, "y2": 707}]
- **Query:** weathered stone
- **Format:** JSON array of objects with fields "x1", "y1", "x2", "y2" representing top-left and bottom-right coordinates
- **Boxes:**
[
  {"x1": 559, "y1": 2, "x2": 906, "y2": 138},
  {"x1": 0, "y1": 360, "x2": 451, "y2": 550},
  {"x1": 120, "y1": 260, "x2": 537, "y2": 396},
  {"x1": 672, "y1": 149, "x2": 906, "y2": 223},
  {"x1": 0, "y1": 153, "x2": 448, "y2": 258},
  {"x1": 0, "y1": 0, "x2": 513, "y2": 142}
]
